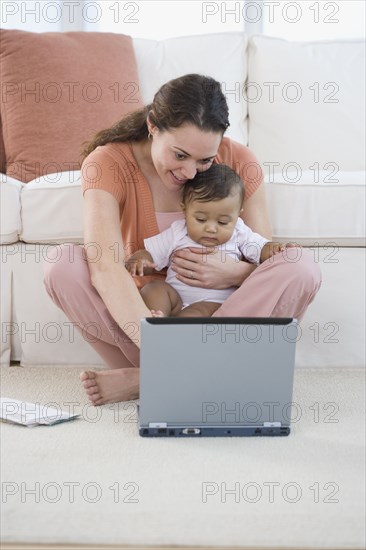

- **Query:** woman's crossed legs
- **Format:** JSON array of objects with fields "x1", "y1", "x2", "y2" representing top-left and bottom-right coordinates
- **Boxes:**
[{"x1": 43, "y1": 245, "x2": 321, "y2": 405}]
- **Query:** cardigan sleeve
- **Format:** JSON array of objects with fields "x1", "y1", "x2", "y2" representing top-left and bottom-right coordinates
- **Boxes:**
[{"x1": 81, "y1": 146, "x2": 127, "y2": 205}]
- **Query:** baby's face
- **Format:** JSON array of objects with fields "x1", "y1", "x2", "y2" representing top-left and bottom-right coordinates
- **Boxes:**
[{"x1": 182, "y1": 194, "x2": 242, "y2": 247}]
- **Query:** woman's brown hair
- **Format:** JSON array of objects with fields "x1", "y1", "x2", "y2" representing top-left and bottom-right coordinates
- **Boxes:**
[{"x1": 81, "y1": 74, "x2": 230, "y2": 159}]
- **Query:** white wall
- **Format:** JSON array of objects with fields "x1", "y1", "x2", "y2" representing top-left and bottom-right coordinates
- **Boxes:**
[
  {"x1": 262, "y1": 0, "x2": 365, "y2": 41},
  {"x1": 1, "y1": 0, "x2": 64, "y2": 32},
  {"x1": 1, "y1": 1, "x2": 364, "y2": 40},
  {"x1": 0, "y1": 1, "x2": 247, "y2": 35}
]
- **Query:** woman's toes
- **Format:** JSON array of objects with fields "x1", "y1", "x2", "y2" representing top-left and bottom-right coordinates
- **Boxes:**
[
  {"x1": 82, "y1": 378, "x2": 98, "y2": 389},
  {"x1": 85, "y1": 386, "x2": 99, "y2": 396},
  {"x1": 79, "y1": 370, "x2": 96, "y2": 382},
  {"x1": 91, "y1": 396, "x2": 105, "y2": 406},
  {"x1": 89, "y1": 392, "x2": 102, "y2": 403},
  {"x1": 80, "y1": 370, "x2": 101, "y2": 404}
]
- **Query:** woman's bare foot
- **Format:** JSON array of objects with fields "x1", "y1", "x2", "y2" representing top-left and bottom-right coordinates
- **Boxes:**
[
  {"x1": 79, "y1": 368, "x2": 140, "y2": 405},
  {"x1": 150, "y1": 309, "x2": 165, "y2": 317}
]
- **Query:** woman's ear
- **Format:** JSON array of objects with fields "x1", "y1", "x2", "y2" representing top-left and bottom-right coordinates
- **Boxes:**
[
  {"x1": 180, "y1": 202, "x2": 185, "y2": 211},
  {"x1": 147, "y1": 111, "x2": 157, "y2": 134}
]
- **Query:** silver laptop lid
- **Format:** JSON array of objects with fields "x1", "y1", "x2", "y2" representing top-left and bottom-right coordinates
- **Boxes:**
[{"x1": 140, "y1": 317, "x2": 298, "y2": 428}]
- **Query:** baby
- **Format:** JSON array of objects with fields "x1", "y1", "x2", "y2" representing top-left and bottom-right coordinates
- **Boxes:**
[{"x1": 125, "y1": 163, "x2": 291, "y2": 317}]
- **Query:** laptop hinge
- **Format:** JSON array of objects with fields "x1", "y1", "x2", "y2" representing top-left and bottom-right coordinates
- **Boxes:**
[
  {"x1": 263, "y1": 421, "x2": 282, "y2": 427},
  {"x1": 149, "y1": 422, "x2": 167, "y2": 428}
]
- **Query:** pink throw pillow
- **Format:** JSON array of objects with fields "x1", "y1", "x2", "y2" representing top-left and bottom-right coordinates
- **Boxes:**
[{"x1": 0, "y1": 30, "x2": 142, "y2": 182}]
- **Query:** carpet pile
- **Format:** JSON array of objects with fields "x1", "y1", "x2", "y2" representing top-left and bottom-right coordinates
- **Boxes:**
[{"x1": 1, "y1": 365, "x2": 365, "y2": 549}]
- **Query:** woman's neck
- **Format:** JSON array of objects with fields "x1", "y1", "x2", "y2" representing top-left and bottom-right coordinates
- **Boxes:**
[{"x1": 131, "y1": 139, "x2": 155, "y2": 174}]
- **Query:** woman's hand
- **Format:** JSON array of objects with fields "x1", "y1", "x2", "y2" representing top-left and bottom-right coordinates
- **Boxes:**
[{"x1": 170, "y1": 247, "x2": 256, "y2": 289}]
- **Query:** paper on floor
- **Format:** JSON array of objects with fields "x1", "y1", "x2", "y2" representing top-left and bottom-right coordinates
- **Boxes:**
[{"x1": 0, "y1": 398, "x2": 80, "y2": 427}]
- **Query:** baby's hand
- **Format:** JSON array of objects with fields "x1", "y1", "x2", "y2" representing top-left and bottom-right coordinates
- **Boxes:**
[
  {"x1": 125, "y1": 258, "x2": 156, "y2": 277},
  {"x1": 260, "y1": 242, "x2": 299, "y2": 263},
  {"x1": 124, "y1": 251, "x2": 156, "y2": 277},
  {"x1": 270, "y1": 242, "x2": 286, "y2": 256}
]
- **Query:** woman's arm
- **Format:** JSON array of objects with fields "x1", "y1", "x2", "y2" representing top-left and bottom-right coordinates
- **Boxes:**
[{"x1": 83, "y1": 188, "x2": 150, "y2": 348}]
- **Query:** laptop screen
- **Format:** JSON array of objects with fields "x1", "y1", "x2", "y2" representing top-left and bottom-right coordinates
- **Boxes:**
[{"x1": 140, "y1": 317, "x2": 298, "y2": 428}]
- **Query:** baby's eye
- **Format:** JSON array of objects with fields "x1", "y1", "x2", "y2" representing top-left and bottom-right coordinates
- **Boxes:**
[
  {"x1": 218, "y1": 222, "x2": 228, "y2": 225},
  {"x1": 196, "y1": 219, "x2": 206, "y2": 223}
]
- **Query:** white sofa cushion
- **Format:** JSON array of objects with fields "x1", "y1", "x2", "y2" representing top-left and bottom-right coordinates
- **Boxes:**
[
  {"x1": 133, "y1": 33, "x2": 248, "y2": 145},
  {"x1": 248, "y1": 36, "x2": 365, "y2": 171},
  {"x1": 4, "y1": 243, "x2": 104, "y2": 367},
  {"x1": 264, "y1": 171, "x2": 366, "y2": 246},
  {"x1": 20, "y1": 171, "x2": 83, "y2": 244},
  {"x1": 19, "y1": 169, "x2": 365, "y2": 246},
  {"x1": 297, "y1": 247, "x2": 366, "y2": 368},
  {"x1": 0, "y1": 247, "x2": 13, "y2": 366},
  {"x1": 0, "y1": 175, "x2": 23, "y2": 244}
]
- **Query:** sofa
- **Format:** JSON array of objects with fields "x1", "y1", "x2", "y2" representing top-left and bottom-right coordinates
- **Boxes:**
[{"x1": 1, "y1": 31, "x2": 365, "y2": 368}]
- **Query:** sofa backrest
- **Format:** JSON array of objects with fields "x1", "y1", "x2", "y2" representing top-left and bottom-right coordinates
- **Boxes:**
[
  {"x1": 1, "y1": 32, "x2": 365, "y2": 250},
  {"x1": 132, "y1": 33, "x2": 248, "y2": 146},
  {"x1": 247, "y1": 35, "x2": 365, "y2": 173},
  {"x1": 1, "y1": 31, "x2": 364, "y2": 177}
]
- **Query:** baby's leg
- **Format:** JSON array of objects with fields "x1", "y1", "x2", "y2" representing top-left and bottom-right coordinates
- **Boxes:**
[
  {"x1": 140, "y1": 280, "x2": 183, "y2": 316},
  {"x1": 177, "y1": 301, "x2": 222, "y2": 318}
]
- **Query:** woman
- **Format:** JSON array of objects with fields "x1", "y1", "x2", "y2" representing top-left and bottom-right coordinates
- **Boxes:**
[{"x1": 43, "y1": 74, "x2": 321, "y2": 406}]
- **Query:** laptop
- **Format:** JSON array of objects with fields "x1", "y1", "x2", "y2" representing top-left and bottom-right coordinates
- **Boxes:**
[{"x1": 139, "y1": 317, "x2": 298, "y2": 437}]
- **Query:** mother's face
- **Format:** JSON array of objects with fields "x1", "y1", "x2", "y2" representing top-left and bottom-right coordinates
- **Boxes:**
[{"x1": 148, "y1": 122, "x2": 223, "y2": 191}]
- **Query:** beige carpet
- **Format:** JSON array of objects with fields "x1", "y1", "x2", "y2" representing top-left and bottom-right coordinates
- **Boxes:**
[{"x1": 0, "y1": 365, "x2": 365, "y2": 549}]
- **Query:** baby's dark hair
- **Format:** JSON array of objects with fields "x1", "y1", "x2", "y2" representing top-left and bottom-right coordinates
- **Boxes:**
[{"x1": 182, "y1": 163, "x2": 244, "y2": 209}]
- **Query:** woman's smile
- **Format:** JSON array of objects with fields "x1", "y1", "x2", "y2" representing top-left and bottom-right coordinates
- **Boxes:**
[{"x1": 170, "y1": 171, "x2": 188, "y2": 185}]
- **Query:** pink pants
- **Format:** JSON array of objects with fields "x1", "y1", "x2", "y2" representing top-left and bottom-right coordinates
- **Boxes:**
[{"x1": 43, "y1": 245, "x2": 322, "y2": 370}]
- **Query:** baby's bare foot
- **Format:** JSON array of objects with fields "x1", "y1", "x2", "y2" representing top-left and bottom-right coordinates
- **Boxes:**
[
  {"x1": 150, "y1": 309, "x2": 165, "y2": 317},
  {"x1": 79, "y1": 369, "x2": 139, "y2": 405}
]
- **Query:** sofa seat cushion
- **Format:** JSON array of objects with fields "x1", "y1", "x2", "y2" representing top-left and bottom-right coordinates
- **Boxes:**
[
  {"x1": 0, "y1": 175, "x2": 23, "y2": 244},
  {"x1": 0, "y1": 30, "x2": 142, "y2": 183},
  {"x1": 133, "y1": 33, "x2": 248, "y2": 145},
  {"x1": 18, "y1": 169, "x2": 365, "y2": 246},
  {"x1": 20, "y1": 172, "x2": 83, "y2": 244},
  {"x1": 248, "y1": 36, "x2": 365, "y2": 172},
  {"x1": 265, "y1": 170, "x2": 365, "y2": 246}
]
